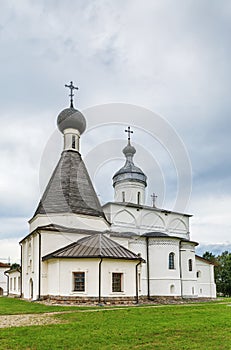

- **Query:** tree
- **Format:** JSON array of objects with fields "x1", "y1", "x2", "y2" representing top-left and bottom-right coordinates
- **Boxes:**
[
  {"x1": 216, "y1": 251, "x2": 231, "y2": 297},
  {"x1": 203, "y1": 251, "x2": 231, "y2": 297},
  {"x1": 10, "y1": 263, "x2": 20, "y2": 270}
]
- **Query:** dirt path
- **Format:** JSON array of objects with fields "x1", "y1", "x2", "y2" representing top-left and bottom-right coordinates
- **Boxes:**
[
  {"x1": 0, "y1": 312, "x2": 65, "y2": 328},
  {"x1": 1, "y1": 301, "x2": 230, "y2": 328}
]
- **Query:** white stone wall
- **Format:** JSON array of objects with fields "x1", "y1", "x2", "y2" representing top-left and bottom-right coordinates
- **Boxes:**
[
  {"x1": 180, "y1": 243, "x2": 197, "y2": 297},
  {"x1": 21, "y1": 229, "x2": 91, "y2": 300},
  {"x1": 29, "y1": 213, "x2": 109, "y2": 234},
  {"x1": 103, "y1": 203, "x2": 190, "y2": 239},
  {"x1": 21, "y1": 234, "x2": 39, "y2": 300},
  {"x1": 0, "y1": 267, "x2": 9, "y2": 295},
  {"x1": 45, "y1": 258, "x2": 138, "y2": 297},
  {"x1": 195, "y1": 257, "x2": 216, "y2": 298},
  {"x1": 114, "y1": 181, "x2": 146, "y2": 205},
  {"x1": 128, "y1": 237, "x2": 182, "y2": 296},
  {"x1": 8, "y1": 270, "x2": 21, "y2": 296}
]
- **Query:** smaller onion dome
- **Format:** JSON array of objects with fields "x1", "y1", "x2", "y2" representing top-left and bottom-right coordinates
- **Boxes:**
[
  {"x1": 123, "y1": 143, "x2": 136, "y2": 157},
  {"x1": 57, "y1": 107, "x2": 86, "y2": 134},
  {"x1": 113, "y1": 140, "x2": 147, "y2": 187}
]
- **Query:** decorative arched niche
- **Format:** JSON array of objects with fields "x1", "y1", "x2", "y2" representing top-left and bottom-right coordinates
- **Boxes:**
[
  {"x1": 113, "y1": 209, "x2": 137, "y2": 226},
  {"x1": 168, "y1": 218, "x2": 188, "y2": 234},
  {"x1": 141, "y1": 212, "x2": 165, "y2": 230}
]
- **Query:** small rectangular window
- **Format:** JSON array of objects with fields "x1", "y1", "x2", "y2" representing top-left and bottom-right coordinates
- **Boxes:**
[
  {"x1": 137, "y1": 191, "x2": 141, "y2": 205},
  {"x1": 169, "y1": 252, "x2": 175, "y2": 269},
  {"x1": 73, "y1": 272, "x2": 85, "y2": 292},
  {"x1": 188, "y1": 259, "x2": 193, "y2": 271},
  {"x1": 112, "y1": 273, "x2": 123, "y2": 292},
  {"x1": 122, "y1": 191, "x2": 125, "y2": 202},
  {"x1": 72, "y1": 135, "x2": 76, "y2": 149}
]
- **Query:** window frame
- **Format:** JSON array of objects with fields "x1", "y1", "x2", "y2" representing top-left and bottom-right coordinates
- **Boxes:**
[
  {"x1": 188, "y1": 259, "x2": 193, "y2": 272},
  {"x1": 112, "y1": 272, "x2": 123, "y2": 293},
  {"x1": 168, "y1": 252, "x2": 175, "y2": 270},
  {"x1": 73, "y1": 272, "x2": 85, "y2": 292}
]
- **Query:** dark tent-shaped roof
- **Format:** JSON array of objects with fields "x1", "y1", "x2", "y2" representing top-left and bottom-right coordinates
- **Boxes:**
[
  {"x1": 33, "y1": 150, "x2": 106, "y2": 219},
  {"x1": 42, "y1": 233, "x2": 143, "y2": 261}
]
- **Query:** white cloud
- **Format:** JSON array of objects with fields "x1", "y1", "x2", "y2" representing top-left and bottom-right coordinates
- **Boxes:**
[{"x1": 0, "y1": 0, "x2": 231, "y2": 257}]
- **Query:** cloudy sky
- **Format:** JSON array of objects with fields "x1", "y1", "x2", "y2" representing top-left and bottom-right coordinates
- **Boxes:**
[{"x1": 0, "y1": 0, "x2": 231, "y2": 263}]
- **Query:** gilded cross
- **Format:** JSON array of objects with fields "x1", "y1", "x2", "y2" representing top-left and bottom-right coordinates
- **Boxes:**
[
  {"x1": 125, "y1": 126, "x2": 133, "y2": 141},
  {"x1": 65, "y1": 81, "x2": 79, "y2": 108}
]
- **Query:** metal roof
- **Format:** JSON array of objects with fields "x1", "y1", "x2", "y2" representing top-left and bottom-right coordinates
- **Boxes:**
[
  {"x1": 141, "y1": 232, "x2": 169, "y2": 237},
  {"x1": 33, "y1": 150, "x2": 106, "y2": 220},
  {"x1": 0, "y1": 262, "x2": 10, "y2": 268},
  {"x1": 42, "y1": 233, "x2": 143, "y2": 261},
  {"x1": 113, "y1": 141, "x2": 147, "y2": 188}
]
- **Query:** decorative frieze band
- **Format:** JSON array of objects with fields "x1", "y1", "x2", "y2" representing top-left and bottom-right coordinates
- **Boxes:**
[{"x1": 131, "y1": 238, "x2": 179, "y2": 246}]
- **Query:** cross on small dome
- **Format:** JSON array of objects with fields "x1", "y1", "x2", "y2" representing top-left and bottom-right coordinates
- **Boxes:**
[
  {"x1": 125, "y1": 126, "x2": 133, "y2": 141},
  {"x1": 65, "y1": 81, "x2": 79, "y2": 108}
]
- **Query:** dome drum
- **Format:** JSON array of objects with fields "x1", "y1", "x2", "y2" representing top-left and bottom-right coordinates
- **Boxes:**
[{"x1": 113, "y1": 172, "x2": 147, "y2": 187}]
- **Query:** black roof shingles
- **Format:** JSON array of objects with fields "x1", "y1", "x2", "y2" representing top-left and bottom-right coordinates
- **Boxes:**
[
  {"x1": 33, "y1": 150, "x2": 106, "y2": 219},
  {"x1": 42, "y1": 233, "x2": 144, "y2": 261}
]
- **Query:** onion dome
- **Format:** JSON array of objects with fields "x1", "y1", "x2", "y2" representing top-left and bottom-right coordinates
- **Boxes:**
[
  {"x1": 113, "y1": 139, "x2": 147, "y2": 187},
  {"x1": 57, "y1": 107, "x2": 86, "y2": 134},
  {"x1": 57, "y1": 81, "x2": 86, "y2": 135}
]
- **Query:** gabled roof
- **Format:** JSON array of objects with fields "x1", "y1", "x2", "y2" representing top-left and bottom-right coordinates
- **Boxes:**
[
  {"x1": 42, "y1": 233, "x2": 144, "y2": 261},
  {"x1": 0, "y1": 262, "x2": 10, "y2": 268},
  {"x1": 33, "y1": 150, "x2": 106, "y2": 220},
  {"x1": 195, "y1": 255, "x2": 216, "y2": 265}
]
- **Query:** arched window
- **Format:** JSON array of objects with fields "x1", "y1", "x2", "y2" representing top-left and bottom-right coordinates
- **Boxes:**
[
  {"x1": 170, "y1": 284, "x2": 175, "y2": 294},
  {"x1": 188, "y1": 259, "x2": 193, "y2": 271},
  {"x1": 169, "y1": 252, "x2": 175, "y2": 269}
]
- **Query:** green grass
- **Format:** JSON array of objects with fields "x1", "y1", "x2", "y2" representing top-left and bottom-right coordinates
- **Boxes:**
[
  {"x1": 0, "y1": 298, "x2": 231, "y2": 349},
  {"x1": 0, "y1": 297, "x2": 93, "y2": 315}
]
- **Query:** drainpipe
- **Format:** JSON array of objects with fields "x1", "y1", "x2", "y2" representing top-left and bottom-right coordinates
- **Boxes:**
[
  {"x1": 4, "y1": 271, "x2": 9, "y2": 296},
  {"x1": 20, "y1": 244, "x2": 23, "y2": 298},
  {"x1": 179, "y1": 242, "x2": 183, "y2": 297},
  {"x1": 38, "y1": 231, "x2": 41, "y2": 300},
  {"x1": 146, "y1": 236, "x2": 150, "y2": 299},
  {"x1": 98, "y1": 258, "x2": 103, "y2": 304},
  {"x1": 135, "y1": 260, "x2": 142, "y2": 304}
]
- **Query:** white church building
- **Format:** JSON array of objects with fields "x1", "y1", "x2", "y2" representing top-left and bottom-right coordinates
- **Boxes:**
[{"x1": 19, "y1": 83, "x2": 216, "y2": 303}]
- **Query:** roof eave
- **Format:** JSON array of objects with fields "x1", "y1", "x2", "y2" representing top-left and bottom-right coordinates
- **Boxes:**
[{"x1": 42, "y1": 255, "x2": 145, "y2": 262}]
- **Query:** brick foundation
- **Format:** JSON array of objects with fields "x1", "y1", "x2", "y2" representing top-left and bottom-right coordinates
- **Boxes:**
[{"x1": 39, "y1": 295, "x2": 215, "y2": 305}]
